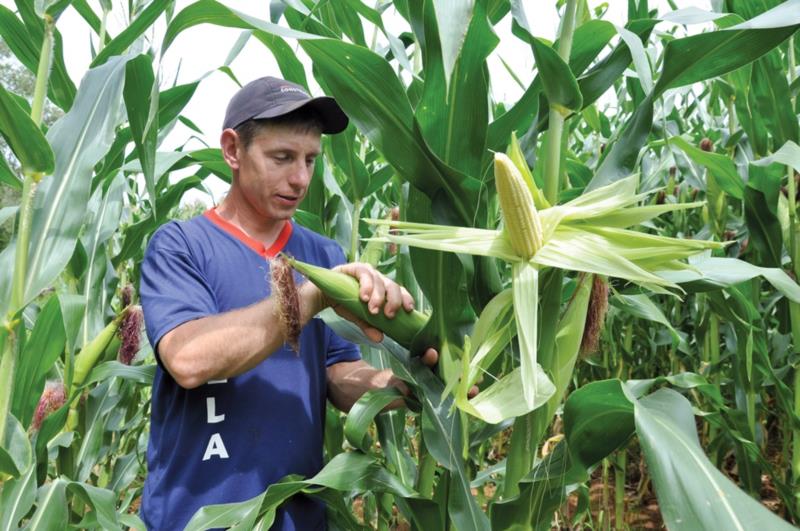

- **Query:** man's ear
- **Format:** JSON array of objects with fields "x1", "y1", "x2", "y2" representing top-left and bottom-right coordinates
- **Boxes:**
[{"x1": 220, "y1": 128, "x2": 241, "y2": 171}]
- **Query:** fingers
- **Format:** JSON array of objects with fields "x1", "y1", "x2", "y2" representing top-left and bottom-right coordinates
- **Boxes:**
[
  {"x1": 337, "y1": 263, "x2": 416, "y2": 319},
  {"x1": 421, "y1": 348, "x2": 438, "y2": 367}
]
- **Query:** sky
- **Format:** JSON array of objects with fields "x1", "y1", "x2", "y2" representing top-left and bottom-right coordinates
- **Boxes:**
[{"x1": 4, "y1": 0, "x2": 708, "y2": 204}]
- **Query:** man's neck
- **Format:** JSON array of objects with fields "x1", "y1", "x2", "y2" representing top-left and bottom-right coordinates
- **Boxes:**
[{"x1": 215, "y1": 192, "x2": 287, "y2": 247}]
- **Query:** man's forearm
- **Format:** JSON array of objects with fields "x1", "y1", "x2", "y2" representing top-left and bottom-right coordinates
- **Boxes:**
[
  {"x1": 159, "y1": 282, "x2": 323, "y2": 388},
  {"x1": 326, "y1": 359, "x2": 406, "y2": 412}
]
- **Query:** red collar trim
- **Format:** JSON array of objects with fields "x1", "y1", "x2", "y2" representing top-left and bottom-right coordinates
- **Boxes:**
[{"x1": 204, "y1": 208, "x2": 292, "y2": 258}]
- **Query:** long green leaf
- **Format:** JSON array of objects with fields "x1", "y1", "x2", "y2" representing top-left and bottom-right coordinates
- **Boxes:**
[
  {"x1": 0, "y1": 82, "x2": 54, "y2": 174},
  {"x1": 0, "y1": 414, "x2": 31, "y2": 478},
  {"x1": 0, "y1": 463, "x2": 36, "y2": 531},
  {"x1": 670, "y1": 136, "x2": 744, "y2": 199},
  {"x1": 634, "y1": 388, "x2": 796, "y2": 530},
  {"x1": 91, "y1": 0, "x2": 172, "y2": 66},
  {"x1": 343, "y1": 388, "x2": 404, "y2": 452},
  {"x1": 77, "y1": 174, "x2": 124, "y2": 347},
  {"x1": 432, "y1": 0, "x2": 474, "y2": 88},
  {"x1": 25, "y1": 478, "x2": 68, "y2": 530},
  {"x1": 0, "y1": 55, "x2": 130, "y2": 318},
  {"x1": 162, "y1": 0, "x2": 318, "y2": 51},
  {"x1": 301, "y1": 38, "x2": 481, "y2": 226},
  {"x1": 11, "y1": 296, "x2": 67, "y2": 428},
  {"x1": 657, "y1": 256, "x2": 800, "y2": 303},
  {"x1": 531, "y1": 37, "x2": 583, "y2": 113},
  {"x1": 653, "y1": 1, "x2": 800, "y2": 95},
  {"x1": 123, "y1": 55, "x2": 159, "y2": 215}
]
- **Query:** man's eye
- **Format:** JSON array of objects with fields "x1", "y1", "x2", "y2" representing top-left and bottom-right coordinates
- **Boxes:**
[
  {"x1": 273, "y1": 154, "x2": 290, "y2": 162},
  {"x1": 306, "y1": 158, "x2": 316, "y2": 166}
]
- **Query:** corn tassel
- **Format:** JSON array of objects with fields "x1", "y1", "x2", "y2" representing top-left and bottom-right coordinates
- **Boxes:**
[
  {"x1": 287, "y1": 257, "x2": 429, "y2": 349},
  {"x1": 494, "y1": 153, "x2": 544, "y2": 260}
]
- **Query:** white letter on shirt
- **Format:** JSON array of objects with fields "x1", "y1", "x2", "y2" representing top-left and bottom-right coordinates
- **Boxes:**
[
  {"x1": 206, "y1": 397, "x2": 225, "y2": 424},
  {"x1": 202, "y1": 433, "x2": 229, "y2": 461}
]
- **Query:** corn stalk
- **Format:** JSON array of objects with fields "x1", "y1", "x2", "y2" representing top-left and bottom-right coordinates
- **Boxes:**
[{"x1": 0, "y1": 13, "x2": 54, "y2": 447}]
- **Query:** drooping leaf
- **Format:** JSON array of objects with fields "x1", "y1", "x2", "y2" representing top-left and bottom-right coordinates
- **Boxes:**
[
  {"x1": 657, "y1": 256, "x2": 800, "y2": 303},
  {"x1": 124, "y1": 55, "x2": 159, "y2": 215},
  {"x1": 653, "y1": 1, "x2": 800, "y2": 95},
  {"x1": 0, "y1": 82, "x2": 54, "y2": 175},
  {"x1": 343, "y1": 387, "x2": 404, "y2": 452},
  {"x1": 530, "y1": 37, "x2": 583, "y2": 114}
]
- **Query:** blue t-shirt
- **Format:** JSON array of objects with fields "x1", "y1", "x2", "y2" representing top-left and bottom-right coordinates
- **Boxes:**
[{"x1": 139, "y1": 210, "x2": 360, "y2": 530}]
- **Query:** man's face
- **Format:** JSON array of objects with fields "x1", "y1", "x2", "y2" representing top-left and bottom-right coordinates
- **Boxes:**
[{"x1": 233, "y1": 125, "x2": 321, "y2": 222}]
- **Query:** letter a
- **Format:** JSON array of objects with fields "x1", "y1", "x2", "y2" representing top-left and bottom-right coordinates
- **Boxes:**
[{"x1": 202, "y1": 433, "x2": 229, "y2": 461}]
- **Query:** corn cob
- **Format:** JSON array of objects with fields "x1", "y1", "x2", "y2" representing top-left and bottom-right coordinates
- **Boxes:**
[
  {"x1": 286, "y1": 257, "x2": 429, "y2": 349},
  {"x1": 494, "y1": 153, "x2": 544, "y2": 260},
  {"x1": 71, "y1": 311, "x2": 125, "y2": 394}
]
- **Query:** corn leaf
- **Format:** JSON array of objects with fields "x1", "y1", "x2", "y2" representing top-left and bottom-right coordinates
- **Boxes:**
[
  {"x1": 670, "y1": 136, "x2": 744, "y2": 199},
  {"x1": 530, "y1": 37, "x2": 583, "y2": 113},
  {"x1": 0, "y1": 462, "x2": 36, "y2": 529},
  {"x1": 90, "y1": 0, "x2": 172, "y2": 67},
  {"x1": 656, "y1": 256, "x2": 800, "y2": 303},
  {"x1": 344, "y1": 388, "x2": 405, "y2": 452},
  {"x1": 0, "y1": 81, "x2": 54, "y2": 175},
  {"x1": 0, "y1": 55, "x2": 130, "y2": 319},
  {"x1": 635, "y1": 388, "x2": 797, "y2": 530}
]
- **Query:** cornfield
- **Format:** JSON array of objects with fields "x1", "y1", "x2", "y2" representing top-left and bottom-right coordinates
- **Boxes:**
[{"x1": 2, "y1": 0, "x2": 800, "y2": 529}]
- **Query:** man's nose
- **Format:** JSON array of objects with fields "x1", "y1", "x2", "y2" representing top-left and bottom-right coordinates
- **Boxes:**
[{"x1": 288, "y1": 160, "x2": 313, "y2": 186}]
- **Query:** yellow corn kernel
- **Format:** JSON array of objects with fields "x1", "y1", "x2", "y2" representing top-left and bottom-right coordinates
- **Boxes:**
[{"x1": 494, "y1": 153, "x2": 543, "y2": 260}]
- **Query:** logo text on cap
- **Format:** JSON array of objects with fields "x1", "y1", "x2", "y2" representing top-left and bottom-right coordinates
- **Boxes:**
[{"x1": 280, "y1": 86, "x2": 308, "y2": 96}]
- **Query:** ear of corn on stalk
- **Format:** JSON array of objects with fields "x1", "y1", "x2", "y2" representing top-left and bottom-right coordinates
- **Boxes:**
[
  {"x1": 495, "y1": 153, "x2": 544, "y2": 260},
  {"x1": 71, "y1": 312, "x2": 125, "y2": 394},
  {"x1": 286, "y1": 257, "x2": 429, "y2": 349},
  {"x1": 364, "y1": 137, "x2": 727, "y2": 423}
]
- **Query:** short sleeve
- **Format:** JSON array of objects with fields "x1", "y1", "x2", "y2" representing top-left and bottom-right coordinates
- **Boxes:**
[
  {"x1": 322, "y1": 242, "x2": 361, "y2": 367},
  {"x1": 140, "y1": 224, "x2": 218, "y2": 358}
]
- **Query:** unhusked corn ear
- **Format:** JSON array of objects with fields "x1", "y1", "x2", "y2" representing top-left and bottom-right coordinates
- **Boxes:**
[
  {"x1": 494, "y1": 153, "x2": 544, "y2": 260},
  {"x1": 287, "y1": 257, "x2": 429, "y2": 349},
  {"x1": 71, "y1": 313, "x2": 124, "y2": 394}
]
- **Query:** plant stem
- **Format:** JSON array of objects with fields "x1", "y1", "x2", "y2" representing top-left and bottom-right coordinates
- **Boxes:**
[
  {"x1": 417, "y1": 442, "x2": 437, "y2": 498},
  {"x1": 30, "y1": 16, "x2": 54, "y2": 128},
  {"x1": 98, "y1": 7, "x2": 108, "y2": 53},
  {"x1": 350, "y1": 198, "x2": 361, "y2": 261},
  {"x1": 786, "y1": 34, "x2": 800, "y2": 505},
  {"x1": 0, "y1": 14, "x2": 55, "y2": 446},
  {"x1": 542, "y1": 0, "x2": 578, "y2": 204},
  {"x1": 615, "y1": 450, "x2": 626, "y2": 529}
]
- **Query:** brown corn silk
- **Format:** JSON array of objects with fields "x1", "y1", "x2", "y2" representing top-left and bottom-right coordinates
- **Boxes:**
[{"x1": 271, "y1": 255, "x2": 301, "y2": 353}]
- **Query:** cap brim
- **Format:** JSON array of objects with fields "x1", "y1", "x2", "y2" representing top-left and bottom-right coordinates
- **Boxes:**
[{"x1": 252, "y1": 96, "x2": 349, "y2": 134}]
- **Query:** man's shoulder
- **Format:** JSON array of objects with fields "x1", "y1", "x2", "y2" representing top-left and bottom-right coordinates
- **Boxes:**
[
  {"x1": 289, "y1": 222, "x2": 347, "y2": 267},
  {"x1": 146, "y1": 214, "x2": 212, "y2": 255}
]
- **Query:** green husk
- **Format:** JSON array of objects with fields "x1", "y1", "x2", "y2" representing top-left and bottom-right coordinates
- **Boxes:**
[{"x1": 287, "y1": 257, "x2": 429, "y2": 349}]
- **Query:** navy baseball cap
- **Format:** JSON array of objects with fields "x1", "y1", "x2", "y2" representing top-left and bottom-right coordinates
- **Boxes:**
[{"x1": 222, "y1": 76, "x2": 349, "y2": 134}]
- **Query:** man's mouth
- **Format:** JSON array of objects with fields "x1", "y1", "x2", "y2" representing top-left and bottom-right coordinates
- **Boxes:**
[{"x1": 276, "y1": 194, "x2": 300, "y2": 205}]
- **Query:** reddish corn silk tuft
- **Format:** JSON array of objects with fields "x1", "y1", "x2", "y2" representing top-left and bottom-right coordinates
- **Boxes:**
[
  {"x1": 118, "y1": 305, "x2": 143, "y2": 365},
  {"x1": 580, "y1": 275, "x2": 609, "y2": 356},
  {"x1": 271, "y1": 255, "x2": 301, "y2": 353},
  {"x1": 120, "y1": 284, "x2": 134, "y2": 308},
  {"x1": 699, "y1": 137, "x2": 713, "y2": 152},
  {"x1": 32, "y1": 381, "x2": 67, "y2": 430}
]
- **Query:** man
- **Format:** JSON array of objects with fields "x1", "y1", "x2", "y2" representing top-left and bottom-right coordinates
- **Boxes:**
[{"x1": 139, "y1": 76, "x2": 437, "y2": 529}]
